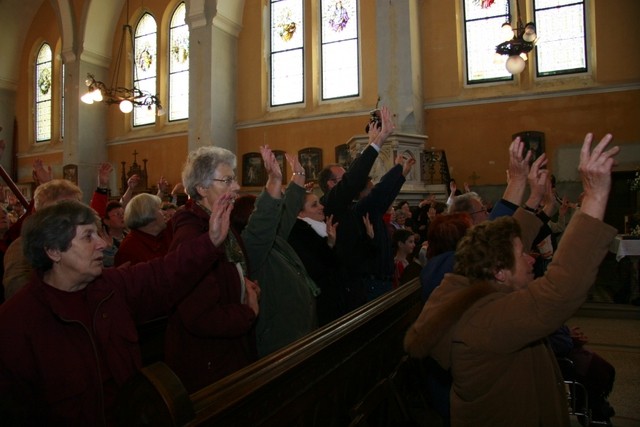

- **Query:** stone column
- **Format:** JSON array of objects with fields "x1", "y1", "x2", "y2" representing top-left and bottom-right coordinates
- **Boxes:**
[
  {"x1": 375, "y1": 0, "x2": 424, "y2": 135},
  {"x1": 187, "y1": 1, "x2": 240, "y2": 153}
]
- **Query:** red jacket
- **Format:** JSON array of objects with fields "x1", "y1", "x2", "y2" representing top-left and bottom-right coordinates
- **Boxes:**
[
  {"x1": 114, "y1": 227, "x2": 174, "y2": 267},
  {"x1": 0, "y1": 233, "x2": 220, "y2": 425},
  {"x1": 164, "y1": 200, "x2": 257, "y2": 392}
]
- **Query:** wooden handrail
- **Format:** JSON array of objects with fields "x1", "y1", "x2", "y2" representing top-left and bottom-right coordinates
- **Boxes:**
[
  {"x1": 0, "y1": 164, "x2": 29, "y2": 209},
  {"x1": 116, "y1": 279, "x2": 423, "y2": 426}
]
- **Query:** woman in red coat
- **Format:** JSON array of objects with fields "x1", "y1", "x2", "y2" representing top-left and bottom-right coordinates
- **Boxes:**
[{"x1": 0, "y1": 196, "x2": 235, "y2": 425}]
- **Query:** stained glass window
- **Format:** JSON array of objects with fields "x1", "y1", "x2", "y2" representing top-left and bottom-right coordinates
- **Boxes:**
[
  {"x1": 169, "y1": 2, "x2": 189, "y2": 121},
  {"x1": 320, "y1": 0, "x2": 359, "y2": 100},
  {"x1": 463, "y1": 0, "x2": 512, "y2": 84},
  {"x1": 270, "y1": 0, "x2": 304, "y2": 106},
  {"x1": 35, "y1": 43, "x2": 52, "y2": 142},
  {"x1": 534, "y1": 0, "x2": 587, "y2": 76},
  {"x1": 133, "y1": 13, "x2": 158, "y2": 126}
]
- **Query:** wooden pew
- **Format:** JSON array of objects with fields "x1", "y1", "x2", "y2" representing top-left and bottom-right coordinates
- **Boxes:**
[{"x1": 119, "y1": 279, "x2": 424, "y2": 426}]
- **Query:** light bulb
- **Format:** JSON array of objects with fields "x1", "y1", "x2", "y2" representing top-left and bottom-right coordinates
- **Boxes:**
[
  {"x1": 81, "y1": 92, "x2": 94, "y2": 104},
  {"x1": 91, "y1": 89, "x2": 103, "y2": 102},
  {"x1": 501, "y1": 22, "x2": 514, "y2": 42},
  {"x1": 523, "y1": 23, "x2": 537, "y2": 42},
  {"x1": 520, "y1": 52, "x2": 528, "y2": 61},
  {"x1": 505, "y1": 55, "x2": 526, "y2": 74},
  {"x1": 119, "y1": 100, "x2": 134, "y2": 113}
]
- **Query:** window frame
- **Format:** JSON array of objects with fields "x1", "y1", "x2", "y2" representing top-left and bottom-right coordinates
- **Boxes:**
[
  {"x1": 35, "y1": 42, "x2": 53, "y2": 142},
  {"x1": 168, "y1": 1, "x2": 189, "y2": 122},
  {"x1": 533, "y1": 0, "x2": 588, "y2": 78},
  {"x1": 133, "y1": 12, "x2": 158, "y2": 127},
  {"x1": 319, "y1": 0, "x2": 361, "y2": 101}
]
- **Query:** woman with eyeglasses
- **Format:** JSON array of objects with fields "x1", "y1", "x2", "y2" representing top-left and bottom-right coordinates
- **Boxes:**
[{"x1": 164, "y1": 146, "x2": 260, "y2": 393}]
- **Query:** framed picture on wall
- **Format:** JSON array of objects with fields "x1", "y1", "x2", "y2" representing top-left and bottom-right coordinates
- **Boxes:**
[
  {"x1": 298, "y1": 148, "x2": 322, "y2": 182},
  {"x1": 512, "y1": 131, "x2": 545, "y2": 164},
  {"x1": 242, "y1": 152, "x2": 266, "y2": 187},
  {"x1": 273, "y1": 150, "x2": 286, "y2": 184},
  {"x1": 335, "y1": 144, "x2": 352, "y2": 169},
  {"x1": 63, "y1": 164, "x2": 78, "y2": 185}
]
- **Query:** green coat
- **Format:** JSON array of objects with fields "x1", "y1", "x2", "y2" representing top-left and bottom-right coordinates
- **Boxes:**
[{"x1": 242, "y1": 184, "x2": 320, "y2": 357}]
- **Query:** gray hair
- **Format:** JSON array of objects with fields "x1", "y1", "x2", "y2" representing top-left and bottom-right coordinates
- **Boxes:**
[
  {"x1": 125, "y1": 193, "x2": 162, "y2": 229},
  {"x1": 181, "y1": 146, "x2": 237, "y2": 201},
  {"x1": 447, "y1": 192, "x2": 482, "y2": 215}
]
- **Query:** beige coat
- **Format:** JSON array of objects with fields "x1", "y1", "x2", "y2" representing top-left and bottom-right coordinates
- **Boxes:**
[{"x1": 405, "y1": 209, "x2": 617, "y2": 427}]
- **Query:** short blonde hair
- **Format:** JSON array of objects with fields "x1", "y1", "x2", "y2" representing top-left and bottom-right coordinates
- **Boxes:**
[{"x1": 33, "y1": 179, "x2": 83, "y2": 210}]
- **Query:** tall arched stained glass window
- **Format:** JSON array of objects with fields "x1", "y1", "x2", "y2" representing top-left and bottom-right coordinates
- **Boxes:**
[
  {"x1": 270, "y1": 0, "x2": 304, "y2": 107},
  {"x1": 169, "y1": 2, "x2": 189, "y2": 121},
  {"x1": 133, "y1": 13, "x2": 158, "y2": 126},
  {"x1": 320, "y1": 0, "x2": 359, "y2": 100},
  {"x1": 35, "y1": 43, "x2": 52, "y2": 141}
]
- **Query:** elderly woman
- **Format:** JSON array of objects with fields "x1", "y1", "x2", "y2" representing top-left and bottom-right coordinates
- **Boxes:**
[
  {"x1": 0, "y1": 197, "x2": 235, "y2": 425},
  {"x1": 114, "y1": 193, "x2": 173, "y2": 266},
  {"x1": 404, "y1": 133, "x2": 619, "y2": 427},
  {"x1": 233, "y1": 146, "x2": 320, "y2": 357},
  {"x1": 164, "y1": 146, "x2": 260, "y2": 393}
]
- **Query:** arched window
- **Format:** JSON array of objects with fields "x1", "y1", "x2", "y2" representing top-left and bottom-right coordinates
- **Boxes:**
[
  {"x1": 463, "y1": 0, "x2": 512, "y2": 84},
  {"x1": 320, "y1": 0, "x2": 359, "y2": 100},
  {"x1": 35, "y1": 43, "x2": 52, "y2": 141},
  {"x1": 169, "y1": 2, "x2": 189, "y2": 121},
  {"x1": 133, "y1": 13, "x2": 158, "y2": 126},
  {"x1": 270, "y1": 0, "x2": 304, "y2": 107},
  {"x1": 534, "y1": 0, "x2": 587, "y2": 77}
]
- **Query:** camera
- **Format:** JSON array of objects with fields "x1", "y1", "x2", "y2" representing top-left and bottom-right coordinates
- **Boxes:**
[{"x1": 365, "y1": 109, "x2": 382, "y2": 133}]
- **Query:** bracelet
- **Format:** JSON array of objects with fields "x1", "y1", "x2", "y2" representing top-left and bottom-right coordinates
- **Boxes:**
[{"x1": 292, "y1": 172, "x2": 306, "y2": 176}]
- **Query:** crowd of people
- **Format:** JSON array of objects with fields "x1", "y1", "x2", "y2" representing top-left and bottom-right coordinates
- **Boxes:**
[{"x1": 0, "y1": 114, "x2": 621, "y2": 425}]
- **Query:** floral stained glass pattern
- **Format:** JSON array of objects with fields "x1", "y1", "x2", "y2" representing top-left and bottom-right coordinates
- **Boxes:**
[
  {"x1": 321, "y1": 0, "x2": 359, "y2": 99},
  {"x1": 134, "y1": 13, "x2": 157, "y2": 126},
  {"x1": 270, "y1": 0, "x2": 304, "y2": 106},
  {"x1": 169, "y1": 2, "x2": 189, "y2": 121},
  {"x1": 35, "y1": 43, "x2": 52, "y2": 142}
]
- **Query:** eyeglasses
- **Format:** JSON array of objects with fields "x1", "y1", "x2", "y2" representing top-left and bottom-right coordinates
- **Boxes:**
[
  {"x1": 470, "y1": 207, "x2": 488, "y2": 216},
  {"x1": 211, "y1": 177, "x2": 237, "y2": 186}
]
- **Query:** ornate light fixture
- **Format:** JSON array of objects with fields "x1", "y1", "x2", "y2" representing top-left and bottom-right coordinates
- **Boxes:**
[
  {"x1": 81, "y1": 1, "x2": 163, "y2": 114},
  {"x1": 494, "y1": 0, "x2": 537, "y2": 75}
]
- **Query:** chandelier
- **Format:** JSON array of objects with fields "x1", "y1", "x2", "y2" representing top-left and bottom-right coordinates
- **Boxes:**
[
  {"x1": 494, "y1": 0, "x2": 537, "y2": 75},
  {"x1": 81, "y1": 1, "x2": 163, "y2": 114}
]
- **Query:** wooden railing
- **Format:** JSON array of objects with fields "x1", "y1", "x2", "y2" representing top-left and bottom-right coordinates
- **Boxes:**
[{"x1": 119, "y1": 279, "x2": 424, "y2": 426}]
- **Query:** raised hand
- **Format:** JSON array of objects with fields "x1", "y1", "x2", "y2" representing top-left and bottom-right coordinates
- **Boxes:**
[
  {"x1": 285, "y1": 151, "x2": 306, "y2": 187},
  {"x1": 207, "y1": 191, "x2": 235, "y2": 247},
  {"x1": 578, "y1": 133, "x2": 619, "y2": 220},
  {"x1": 501, "y1": 136, "x2": 533, "y2": 205},
  {"x1": 362, "y1": 213, "x2": 374, "y2": 239},
  {"x1": 523, "y1": 153, "x2": 548, "y2": 210},
  {"x1": 127, "y1": 174, "x2": 141, "y2": 190},
  {"x1": 369, "y1": 106, "x2": 395, "y2": 148},
  {"x1": 244, "y1": 277, "x2": 260, "y2": 316},
  {"x1": 261, "y1": 145, "x2": 282, "y2": 180},
  {"x1": 97, "y1": 163, "x2": 113, "y2": 188},
  {"x1": 32, "y1": 159, "x2": 53, "y2": 186},
  {"x1": 326, "y1": 214, "x2": 338, "y2": 248}
]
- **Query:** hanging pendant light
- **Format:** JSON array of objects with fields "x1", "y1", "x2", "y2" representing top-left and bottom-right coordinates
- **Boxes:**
[{"x1": 495, "y1": 0, "x2": 537, "y2": 75}]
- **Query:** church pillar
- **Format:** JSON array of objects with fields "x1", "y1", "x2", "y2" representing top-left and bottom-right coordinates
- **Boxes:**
[
  {"x1": 375, "y1": 0, "x2": 424, "y2": 135},
  {"x1": 62, "y1": 50, "x2": 110, "y2": 201},
  {"x1": 187, "y1": 1, "x2": 241, "y2": 154}
]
